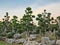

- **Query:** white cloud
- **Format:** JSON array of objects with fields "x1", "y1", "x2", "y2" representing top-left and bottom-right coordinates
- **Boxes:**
[
  {"x1": 0, "y1": 7, "x2": 25, "y2": 21},
  {"x1": 0, "y1": 2, "x2": 60, "y2": 22},
  {"x1": 33, "y1": 3, "x2": 60, "y2": 18}
]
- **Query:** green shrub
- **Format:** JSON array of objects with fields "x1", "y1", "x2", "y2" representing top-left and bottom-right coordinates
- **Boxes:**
[
  {"x1": 0, "y1": 33, "x2": 6, "y2": 37},
  {"x1": 6, "y1": 32, "x2": 15, "y2": 38},
  {"x1": 56, "y1": 31, "x2": 60, "y2": 37}
]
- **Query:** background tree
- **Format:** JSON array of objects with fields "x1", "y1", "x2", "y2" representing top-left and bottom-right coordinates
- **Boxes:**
[
  {"x1": 57, "y1": 16, "x2": 60, "y2": 30},
  {"x1": 56, "y1": 16, "x2": 60, "y2": 39},
  {"x1": 10, "y1": 15, "x2": 19, "y2": 33},
  {"x1": 3, "y1": 12, "x2": 10, "y2": 33},
  {"x1": 36, "y1": 10, "x2": 52, "y2": 36},
  {"x1": 20, "y1": 7, "x2": 35, "y2": 37},
  {"x1": 0, "y1": 21, "x2": 3, "y2": 34}
]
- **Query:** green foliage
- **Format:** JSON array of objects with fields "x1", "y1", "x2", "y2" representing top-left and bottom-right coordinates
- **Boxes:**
[
  {"x1": 6, "y1": 32, "x2": 15, "y2": 38},
  {"x1": 20, "y1": 7, "x2": 35, "y2": 32},
  {"x1": 0, "y1": 33, "x2": 6, "y2": 37},
  {"x1": 0, "y1": 7, "x2": 60, "y2": 39},
  {"x1": 56, "y1": 30, "x2": 60, "y2": 37},
  {"x1": 57, "y1": 16, "x2": 60, "y2": 20}
]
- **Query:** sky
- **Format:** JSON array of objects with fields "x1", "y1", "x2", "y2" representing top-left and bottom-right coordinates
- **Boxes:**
[{"x1": 0, "y1": 0, "x2": 60, "y2": 21}]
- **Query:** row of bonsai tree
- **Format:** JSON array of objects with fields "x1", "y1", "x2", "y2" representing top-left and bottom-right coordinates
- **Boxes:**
[{"x1": 0, "y1": 7, "x2": 60, "y2": 38}]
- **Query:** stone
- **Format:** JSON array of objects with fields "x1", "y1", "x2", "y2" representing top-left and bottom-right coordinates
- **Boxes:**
[
  {"x1": 30, "y1": 34, "x2": 37, "y2": 40},
  {"x1": 14, "y1": 33, "x2": 21, "y2": 39},
  {"x1": 24, "y1": 41, "x2": 38, "y2": 45},
  {"x1": 41, "y1": 37, "x2": 50, "y2": 44},
  {"x1": 38, "y1": 43, "x2": 47, "y2": 45},
  {"x1": 56, "y1": 40, "x2": 60, "y2": 45},
  {"x1": 38, "y1": 43, "x2": 42, "y2": 45},
  {"x1": 49, "y1": 40, "x2": 55, "y2": 45},
  {"x1": 0, "y1": 37, "x2": 6, "y2": 41},
  {"x1": 6, "y1": 38, "x2": 15, "y2": 43},
  {"x1": 15, "y1": 38, "x2": 26, "y2": 44},
  {"x1": 41, "y1": 37, "x2": 55, "y2": 45}
]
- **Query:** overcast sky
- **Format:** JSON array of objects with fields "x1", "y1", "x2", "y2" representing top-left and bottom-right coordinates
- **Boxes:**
[{"x1": 0, "y1": 0, "x2": 60, "y2": 21}]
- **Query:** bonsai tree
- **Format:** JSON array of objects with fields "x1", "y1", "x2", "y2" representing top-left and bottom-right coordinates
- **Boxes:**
[{"x1": 20, "y1": 7, "x2": 35, "y2": 37}]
